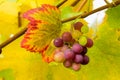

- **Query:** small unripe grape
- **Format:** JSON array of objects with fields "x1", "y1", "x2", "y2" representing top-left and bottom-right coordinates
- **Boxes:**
[
  {"x1": 74, "y1": 54, "x2": 83, "y2": 63},
  {"x1": 62, "y1": 32, "x2": 72, "y2": 42},
  {"x1": 73, "y1": 22, "x2": 83, "y2": 31},
  {"x1": 85, "y1": 38, "x2": 93, "y2": 48},
  {"x1": 54, "y1": 52, "x2": 65, "y2": 63},
  {"x1": 81, "y1": 25, "x2": 89, "y2": 33},
  {"x1": 78, "y1": 36, "x2": 87, "y2": 46},
  {"x1": 54, "y1": 38, "x2": 63, "y2": 47},
  {"x1": 72, "y1": 43, "x2": 83, "y2": 54},
  {"x1": 63, "y1": 60, "x2": 72, "y2": 68},
  {"x1": 81, "y1": 55, "x2": 89, "y2": 65},
  {"x1": 72, "y1": 63, "x2": 81, "y2": 71},
  {"x1": 72, "y1": 30, "x2": 81, "y2": 39},
  {"x1": 64, "y1": 49, "x2": 75, "y2": 60}
]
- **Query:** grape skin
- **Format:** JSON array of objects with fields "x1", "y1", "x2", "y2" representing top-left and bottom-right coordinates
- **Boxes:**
[
  {"x1": 54, "y1": 52, "x2": 65, "y2": 63},
  {"x1": 85, "y1": 38, "x2": 93, "y2": 48},
  {"x1": 64, "y1": 49, "x2": 75, "y2": 60},
  {"x1": 73, "y1": 22, "x2": 83, "y2": 31},
  {"x1": 63, "y1": 60, "x2": 72, "y2": 68},
  {"x1": 74, "y1": 54, "x2": 84, "y2": 64},
  {"x1": 54, "y1": 38, "x2": 63, "y2": 47},
  {"x1": 81, "y1": 55, "x2": 89, "y2": 65},
  {"x1": 62, "y1": 32, "x2": 72, "y2": 42},
  {"x1": 72, "y1": 43, "x2": 83, "y2": 54},
  {"x1": 81, "y1": 47, "x2": 87, "y2": 55},
  {"x1": 72, "y1": 63, "x2": 81, "y2": 71}
]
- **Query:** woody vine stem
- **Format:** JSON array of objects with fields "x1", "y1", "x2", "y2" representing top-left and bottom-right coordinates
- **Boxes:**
[{"x1": 0, "y1": 0, "x2": 120, "y2": 49}]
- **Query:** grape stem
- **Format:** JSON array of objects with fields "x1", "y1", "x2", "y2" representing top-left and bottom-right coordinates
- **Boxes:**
[
  {"x1": 0, "y1": 27, "x2": 27, "y2": 48},
  {"x1": 71, "y1": 0, "x2": 81, "y2": 7},
  {"x1": 104, "y1": 0, "x2": 110, "y2": 4},
  {"x1": 0, "y1": 0, "x2": 120, "y2": 48}
]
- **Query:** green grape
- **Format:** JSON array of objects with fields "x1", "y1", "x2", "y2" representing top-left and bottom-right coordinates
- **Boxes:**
[
  {"x1": 72, "y1": 30, "x2": 81, "y2": 40},
  {"x1": 81, "y1": 25, "x2": 89, "y2": 33},
  {"x1": 78, "y1": 36, "x2": 87, "y2": 46}
]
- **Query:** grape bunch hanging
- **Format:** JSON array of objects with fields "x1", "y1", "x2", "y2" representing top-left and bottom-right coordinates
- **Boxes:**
[{"x1": 53, "y1": 22, "x2": 93, "y2": 71}]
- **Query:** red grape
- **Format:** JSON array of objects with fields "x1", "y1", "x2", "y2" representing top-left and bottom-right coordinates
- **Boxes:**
[
  {"x1": 64, "y1": 49, "x2": 75, "y2": 60},
  {"x1": 62, "y1": 32, "x2": 72, "y2": 42},
  {"x1": 85, "y1": 38, "x2": 93, "y2": 48},
  {"x1": 81, "y1": 55, "x2": 89, "y2": 65},
  {"x1": 54, "y1": 38, "x2": 63, "y2": 47},
  {"x1": 72, "y1": 43, "x2": 83, "y2": 54},
  {"x1": 63, "y1": 60, "x2": 72, "y2": 68},
  {"x1": 81, "y1": 47, "x2": 87, "y2": 55},
  {"x1": 74, "y1": 54, "x2": 83, "y2": 63},
  {"x1": 73, "y1": 22, "x2": 83, "y2": 31},
  {"x1": 72, "y1": 63, "x2": 81, "y2": 71}
]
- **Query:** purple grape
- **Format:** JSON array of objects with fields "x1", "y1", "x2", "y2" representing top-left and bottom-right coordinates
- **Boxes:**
[
  {"x1": 81, "y1": 47, "x2": 87, "y2": 55},
  {"x1": 62, "y1": 32, "x2": 72, "y2": 42},
  {"x1": 73, "y1": 22, "x2": 83, "y2": 31},
  {"x1": 61, "y1": 45, "x2": 69, "y2": 52},
  {"x1": 72, "y1": 43, "x2": 83, "y2": 54},
  {"x1": 72, "y1": 63, "x2": 81, "y2": 71},
  {"x1": 54, "y1": 38, "x2": 63, "y2": 47},
  {"x1": 74, "y1": 54, "x2": 83, "y2": 63},
  {"x1": 64, "y1": 49, "x2": 75, "y2": 60},
  {"x1": 63, "y1": 60, "x2": 72, "y2": 68},
  {"x1": 85, "y1": 38, "x2": 93, "y2": 48},
  {"x1": 81, "y1": 55, "x2": 89, "y2": 65}
]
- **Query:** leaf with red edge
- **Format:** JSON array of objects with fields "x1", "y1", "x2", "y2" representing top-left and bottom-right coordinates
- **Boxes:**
[{"x1": 21, "y1": 4, "x2": 62, "y2": 62}]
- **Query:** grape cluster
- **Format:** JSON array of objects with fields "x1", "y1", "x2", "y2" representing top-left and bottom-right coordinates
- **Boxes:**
[{"x1": 53, "y1": 21, "x2": 93, "y2": 71}]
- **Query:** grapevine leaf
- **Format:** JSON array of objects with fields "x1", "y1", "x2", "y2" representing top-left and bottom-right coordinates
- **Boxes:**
[
  {"x1": 106, "y1": 5, "x2": 120, "y2": 28},
  {"x1": 0, "y1": 69, "x2": 15, "y2": 80},
  {"x1": 21, "y1": 4, "x2": 62, "y2": 62}
]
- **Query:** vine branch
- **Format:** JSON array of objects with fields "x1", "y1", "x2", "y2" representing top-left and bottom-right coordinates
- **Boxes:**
[
  {"x1": 61, "y1": 0, "x2": 120, "y2": 23},
  {"x1": 0, "y1": 0, "x2": 120, "y2": 48}
]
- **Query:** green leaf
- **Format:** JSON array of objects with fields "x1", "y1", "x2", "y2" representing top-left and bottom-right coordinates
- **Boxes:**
[
  {"x1": 0, "y1": 69, "x2": 15, "y2": 80},
  {"x1": 106, "y1": 5, "x2": 120, "y2": 28}
]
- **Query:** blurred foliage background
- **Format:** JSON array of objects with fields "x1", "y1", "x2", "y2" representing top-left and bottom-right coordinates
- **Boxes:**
[{"x1": 0, "y1": 0, "x2": 120, "y2": 80}]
